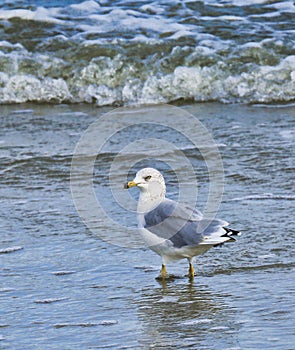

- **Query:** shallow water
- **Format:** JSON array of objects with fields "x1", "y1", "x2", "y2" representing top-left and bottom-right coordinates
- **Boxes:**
[{"x1": 0, "y1": 102, "x2": 294, "y2": 349}]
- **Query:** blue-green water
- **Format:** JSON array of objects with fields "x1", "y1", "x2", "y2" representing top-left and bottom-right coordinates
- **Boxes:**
[{"x1": 0, "y1": 102, "x2": 294, "y2": 349}]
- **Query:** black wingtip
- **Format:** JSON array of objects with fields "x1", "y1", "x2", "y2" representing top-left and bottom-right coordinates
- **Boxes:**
[
  {"x1": 213, "y1": 227, "x2": 241, "y2": 247},
  {"x1": 222, "y1": 227, "x2": 241, "y2": 238}
]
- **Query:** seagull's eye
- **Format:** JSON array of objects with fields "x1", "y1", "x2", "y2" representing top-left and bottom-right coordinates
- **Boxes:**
[{"x1": 144, "y1": 175, "x2": 151, "y2": 181}]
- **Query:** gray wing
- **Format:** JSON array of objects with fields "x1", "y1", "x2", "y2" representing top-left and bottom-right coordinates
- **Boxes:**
[{"x1": 143, "y1": 199, "x2": 228, "y2": 248}]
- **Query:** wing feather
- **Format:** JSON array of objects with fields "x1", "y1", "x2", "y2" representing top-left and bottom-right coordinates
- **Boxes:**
[{"x1": 143, "y1": 199, "x2": 220, "y2": 248}]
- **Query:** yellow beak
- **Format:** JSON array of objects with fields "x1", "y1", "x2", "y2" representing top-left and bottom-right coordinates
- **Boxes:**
[{"x1": 124, "y1": 181, "x2": 137, "y2": 189}]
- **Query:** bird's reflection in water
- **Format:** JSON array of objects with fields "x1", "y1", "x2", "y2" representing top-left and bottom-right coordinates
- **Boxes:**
[{"x1": 136, "y1": 277, "x2": 235, "y2": 349}]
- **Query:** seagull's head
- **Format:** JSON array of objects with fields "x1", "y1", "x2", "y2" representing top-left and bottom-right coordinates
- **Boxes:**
[{"x1": 124, "y1": 167, "x2": 166, "y2": 200}]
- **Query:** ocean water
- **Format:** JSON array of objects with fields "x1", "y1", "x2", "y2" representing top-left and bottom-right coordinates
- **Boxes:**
[
  {"x1": 0, "y1": 1, "x2": 295, "y2": 349},
  {"x1": 0, "y1": 0, "x2": 294, "y2": 105},
  {"x1": 0, "y1": 102, "x2": 294, "y2": 349}
]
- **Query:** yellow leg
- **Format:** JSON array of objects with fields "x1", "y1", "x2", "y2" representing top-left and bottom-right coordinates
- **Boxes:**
[
  {"x1": 189, "y1": 263, "x2": 195, "y2": 278},
  {"x1": 161, "y1": 264, "x2": 167, "y2": 278}
]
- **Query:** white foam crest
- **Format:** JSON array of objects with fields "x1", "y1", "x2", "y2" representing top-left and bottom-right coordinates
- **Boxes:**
[
  {"x1": 0, "y1": 46, "x2": 294, "y2": 105},
  {"x1": 169, "y1": 30, "x2": 195, "y2": 40},
  {"x1": 267, "y1": 0, "x2": 295, "y2": 13},
  {"x1": 223, "y1": 0, "x2": 269, "y2": 5},
  {"x1": 223, "y1": 56, "x2": 295, "y2": 103},
  {"x1": 140, "y1": 3, "x2": 166, "y2": 15},
  {"x1": 81, "y1": 84, "x2": 120, "y2": 106},
  {"x1": 201, "y1": 15, "x2": 246, "y2": 21},
  {"x1": 0, "y1": 41, "x2": 25, "y2": 51},
  {"x1": 0, "y1": 7, "x2": 64, "y2": 24},
  {"x1": 259, "y1": 55, "x2": 295, "y2": 78},
  {"x1": 0, "y1": 75, "x2": 71, "y2": 103},
  {"x1": 241, "y1": 42, "x2": 263, "y2": 49},
  {"x1": 141, "y1": 56, "x2": 294, "y2": 104},
  {"x1": 198, "y1": 38, "x2": 231, "y2": 51},
  {"x1": 0, "y1": 72, "x2": 9, "y2": 82},
  {"x1": 0, "y1": 246, "x2": 23, "y2": 254},
  {"x1": 81, "y1": 8, "x2": 192, "y2": 35},
  {"x1": 250, "y1": 11, "x2": 282, "y2": 19},
  {"x1": 130, "y1": 35, "x2": 160, "y2": 44},
  {"x1": 70, "y1": 0, "x2": 101, "y2": 13},
  {"x1": 230, "y1": 193, "x2": 295, "y2": 201}
]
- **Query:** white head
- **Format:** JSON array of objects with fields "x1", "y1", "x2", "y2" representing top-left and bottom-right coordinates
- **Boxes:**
[{"x1": 125, "y1": 167, "x2": 166, "y2": 211}]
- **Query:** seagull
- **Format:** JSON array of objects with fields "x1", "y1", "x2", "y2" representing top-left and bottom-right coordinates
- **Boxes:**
[{"x1": 125, "y1": 167, "x2": 241, "y2": 279}]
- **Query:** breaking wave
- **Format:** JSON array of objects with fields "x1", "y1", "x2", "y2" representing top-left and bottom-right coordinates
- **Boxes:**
[{"x1": 0, "y1": 0, "x2": 294, "y2": 106}]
